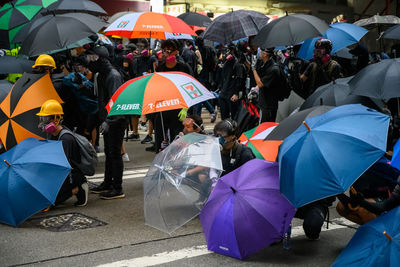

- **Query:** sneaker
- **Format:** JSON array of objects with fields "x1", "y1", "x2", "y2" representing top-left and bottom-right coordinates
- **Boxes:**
[
  {"x1": 127, "y1": 133, "x2": 140, "y2": 140},
  {"x1": 210, "y1": 113, "x2": 216, "y2": 123},
  {"x1": 122, "y1": 153, "x2": 130, "y2": 162},
  {"x1": 138, "y1": 124, "x2": 147, "y2": 131},
  {"x1": 91, "y1": 182, "x2": 112, "y2": 194},
  {"x1": 100, "y1": 189, "x2": 125, "y2": 200},
  {"x1": 145, "y1": 144, "x2": 156, "y2": 151},
  {"x1": 75, "y1": 182, "x2": 89, "y2": 207},
  {"x1": 141, "y1": 135, "x2": 153, "y2": 144}
]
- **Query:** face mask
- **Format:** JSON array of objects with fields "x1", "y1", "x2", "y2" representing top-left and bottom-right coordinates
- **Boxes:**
[
  {"x1": 70, "y1": 49, "x2": 78, "y2": 57},
  {"x1": 321, "y1": 53, "x2": 331, "y2": 64},
  {"x1": 166, "y1": 55, "x2": 176, "y2": 64},
  {"x1": 226, "y1": 54, "x2": 234, "y2": 62},
  {"x1": 218, "y1": 136, "x2": 226, "y2": 146},
  {"x1": 141, "y1": 49, "x2": 149, "y2": 57},
  {"x1": 38, "y1": 117, "x2": 57, "y2": 133}
]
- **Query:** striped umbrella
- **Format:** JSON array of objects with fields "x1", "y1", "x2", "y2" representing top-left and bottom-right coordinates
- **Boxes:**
[
  {"x1": 239, "y1": 122, "x2": 281, "y2": 162},
  {"x1": 106, "y1": 72, "x2": 215, "y2": 116},
  {"x1": 103, "y1": 12, "x2": 196, "y2": 39}
]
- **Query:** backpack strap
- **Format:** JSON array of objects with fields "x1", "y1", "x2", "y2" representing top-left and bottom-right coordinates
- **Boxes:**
[{"x1": 234, "y1": 143, "x2": 244, "y2": 168}]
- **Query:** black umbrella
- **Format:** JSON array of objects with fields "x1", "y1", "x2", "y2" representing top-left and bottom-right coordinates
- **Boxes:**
[
  {"x1": 0, "y1": 80, "x2": 13, "y2": 103},
  {"x1": 19, "y1": 13, "x2": 106, "y2": 57},
  {"x1": 202, "y1": 9, "x2": 269, "y2": 44},
  {"x1": 178, "y1": 12, "x2": 211, "y2": 27},
  {"x1": 12, "y1": 12, "x2": 47, "y2": 44},
  {"x1": 253, "y1": 13, "x2": 329, "y2": 48},
  {"x1": 0, "y1": 55, "x2": 34, "y2": 74},
  {"x1": 44, "y1": 0, "x2": 107, "y2": 16},
  {"x1": 349, "y1": 58, "x2": 400, "y2": 101},
  {"x1": 265, "y1": 105, "x2": 334, "y2": 141},
  {"x1": 383, "y1": 24, "x2": 400, "y2": 40},
  {"x1": 300, "y1": 76, "x2": 384, "y2": 111}
]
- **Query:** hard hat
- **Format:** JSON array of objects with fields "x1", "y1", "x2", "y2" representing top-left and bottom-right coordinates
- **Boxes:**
[
  {"x1": 32, "y1": 54, "x2": 56, "y2": 69},
  {"x1": 36, "y1": 99, "x2": 64, "y2": 116}
]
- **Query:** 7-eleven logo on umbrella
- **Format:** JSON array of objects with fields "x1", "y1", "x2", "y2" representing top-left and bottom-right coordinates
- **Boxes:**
[
  {"x1": 181, "y1": 82, "x2": 203, "y2": 99},
  {"x1": 117, "y1": 21, "x2": 129, "y2": 28}
]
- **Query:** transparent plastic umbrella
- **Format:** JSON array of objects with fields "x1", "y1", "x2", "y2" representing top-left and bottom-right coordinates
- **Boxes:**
[{"x1": 143, "y1": 133, "x2": 223, "y2": 235}]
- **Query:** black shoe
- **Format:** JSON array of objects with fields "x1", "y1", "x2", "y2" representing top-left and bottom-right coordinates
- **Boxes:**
[
  {"x1": 127, "y1": 133, "x2": 140, "y2": 140},
  {"x1": 75, "y1": 182, "x2": 89, "y2": 207},
  {"x1": 100, "y1": 189, "x2": 125, "y2": 200},
  {"x1": 91, "y1": 182, "x2": 112, "y2": 194},
  {"x1": 141, "y1": 135, "x2": 153, "y2": 144},
  {"x1": 145, "y1": 145, "x2": 156, "y2": 151}
]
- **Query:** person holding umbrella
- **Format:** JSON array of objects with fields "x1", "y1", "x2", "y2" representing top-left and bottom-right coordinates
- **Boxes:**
[{"x1": 36, "y1": 99, "x2": 89, "y2": 207}]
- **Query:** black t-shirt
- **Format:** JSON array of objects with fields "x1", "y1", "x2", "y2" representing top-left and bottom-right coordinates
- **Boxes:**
[
  {"x1": 221, "y1": 143, "x2": 255, "y2": 176},
  {"x1": 156, "y1": 61, "x2": 193, "y2": 75},
  {"x1": 256, "y1": 58, "x2": 280, "y2": 109}
]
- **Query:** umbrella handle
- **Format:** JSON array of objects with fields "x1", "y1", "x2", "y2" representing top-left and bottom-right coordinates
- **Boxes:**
[
  {"x1": 303, "y1": 121, "x2": 311, "y2": 131},
  {"x1": 383, "y1": 231, "x2": 392, "y2": 242},
  {"x1": 4, "y1": 160, "x2": 11, "y2": 167}
]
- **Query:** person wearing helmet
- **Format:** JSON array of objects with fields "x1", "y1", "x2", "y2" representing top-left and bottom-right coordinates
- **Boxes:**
[
  {"x1": 300, "y1": 38, "x2": 343, "y2": 98},
  {"x1": 32, "y1": 54, "x2": 56, "y2": 74},
  {"x1": 36, "y1": 99, "x2": 88, "y2": 208}
]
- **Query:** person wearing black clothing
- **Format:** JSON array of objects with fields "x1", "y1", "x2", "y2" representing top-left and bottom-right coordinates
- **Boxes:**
[
  {"x1": 36, "y1": 100, "x2": 88, "y2": 207},
  {"x1": 214, "y1": 119, "x2": 255, "y2": 176},
  {"x1": 253, "y1": 47, "x2": 281, "y2": 122},
  {"x1": 87, "y1": 46, "x2": 128, "y2": 199},
  {"x1": 151, "y1": 40, "x2": 192, "y2": 153}
]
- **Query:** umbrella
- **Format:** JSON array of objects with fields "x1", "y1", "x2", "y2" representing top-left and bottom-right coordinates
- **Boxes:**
[
  {"x1": 0, "y1": 137, "x2": 71, "y2": 227},
  {"x1": 0, "y1": 73, "x2": 63, "y2": 150},
  {"x1": 279, "y1": 104, "x2": 389, "y2": 208},
  {"x1": 178, "y1": 12, "x2": 211, "y2": 27},
  {"x1": 383, "y1": 23, "x2": 400, "y2": 40},
  {"x1": 354, "y1": 15, "x2": 400, "y2": 28},
  {"x1": 103, "y1": 12, "x2": 196, "y2": 40},
  {"x1": 0, "y1": 55, "x2": 34, "y2": 74},
  {"x1": 266, "y1": 105, "x2": 334, "y2": 141},
  {"x1": 276, "y1": 90, "x2": 305, "y2": 122},
  {"x1": 253, "y1": 13, "x2": 329, "y2": 49},
  {"x1": 0, "y1": 80, "x2": 12, "y2": 102},
  {"x1": 202, "y1": 9, "x2": 269, "y2": 44},
  {"x1": 200, "y1": 159, "x2": 296, "y2": 259},
  {"x1": 238, "y1": 122, "x2": 281, "y2": 161},
  {"x1": 349, "y1": 58, "x2": 400, "y2": 101},
  {"x1": 297, "y1": 23, "x2": 368, "y2": 60},
  {"x1": 0, "y1": 0, "x2": 44, "y2": 30},
  {"x1": 106, "y1": 72, "x2": 215, "y2": 116},
  {"x1": 144, "y1": 133, "x2": 223, "y2": 234},
  {"x1": 300, "y1": 76, "x2": 384, "y2": 111},
  {"x1": 333, "y1": 206, "x2": 400, "y2": 266},
  {"x1": 19, "y1": 12, "x2": 106, "y2": 57},
  {"x1": 44, "y1": 0, "x2": 107, "y2": 16}
]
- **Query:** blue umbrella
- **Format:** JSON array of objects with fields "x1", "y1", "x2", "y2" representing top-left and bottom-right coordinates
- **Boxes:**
[
  {"x1": 333, "y1": 206, "x2": 400, "y2": 266},
  {"x1": 390, "y1": 139, "x2": 400, "y2": 171},
  {"x1": 279, "y1": 104, "x2": 389, "y2": 208},
  {"x1": 0, "y1": 138, "x2": 71, "y2": 226},
  {"x1": 297, "y1": 22, "x2": 368, "y2": 60},
  {"x1": 200, "y1": 159, "x2": 296, "y2": 259}
]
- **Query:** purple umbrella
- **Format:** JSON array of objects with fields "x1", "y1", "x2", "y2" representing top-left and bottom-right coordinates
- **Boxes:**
[{"x1": 200, "y1": 159, "x2": 296, "y2": 259}]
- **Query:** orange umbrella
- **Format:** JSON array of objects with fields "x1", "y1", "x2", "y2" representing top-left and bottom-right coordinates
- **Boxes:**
[
  {"x1": 0, "y1": 73, "x2": 63, "y2": 150},
  {"x1": 239, "y1": 122, "x2": 282, "y2": 162},
  {"x1": 103, "y1": 11, "x2": 196, "y2": 39}
]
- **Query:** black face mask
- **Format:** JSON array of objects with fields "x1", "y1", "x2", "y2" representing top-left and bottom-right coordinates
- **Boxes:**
[{"x1": 87, "y1": 60, "x2": 102, "y2": 73}]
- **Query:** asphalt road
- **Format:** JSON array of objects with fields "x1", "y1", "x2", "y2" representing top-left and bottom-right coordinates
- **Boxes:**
[{"x1": 0, "y1": 116, "x2": 358, "y2": 267}]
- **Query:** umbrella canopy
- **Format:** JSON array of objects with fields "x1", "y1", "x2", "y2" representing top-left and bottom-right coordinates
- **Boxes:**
[
  {"x1": 0, "y1": 73, "x2": 63, "y2": 150},
  {"x1": 349, "y1": 58, "x2": 400, "y2": 101},
  {"x1": 333, "y1": 206, "x2": 400, "y2": 266},
  {"x1": 104, "y1": 12, "x2": 196, "y2": 40},
  {"x1": 383, "y1": 23, "x2": 400, "y2": 40},
  {"x1": 266, "y1": 105, "x2": 334, "y2": 141},
  {"x1": 202, "y1": 10, "x2": 269, "y2": 44},
  {"x1": 354, "y1": 15, "x2": 400, "y2": 28},
  {"x1": 0, "y1": 138, "x2": 71, "y2": 226},
  {"x1": 0, "y1": 0, "x2": 44, "y2": 30},
  {"x1": 279, "y1": 104, "x2": 389, "y2": 208},
  {"x1": 253, "y1": 13, "x2": 329, "y2": 48},
  {"x1": 44, "y1": 0, "x2": 107, "y2": 15},
  {"x1": 276, "y1": 90, "x2": 305, "y2": 122},
  {"x1": 297, "y1": 23, "x2": 368, "y2": 60},
  {"x1": 106, "y1": 72, "x2": 215, "y2": 116},
  {"x1": 0, "y1": 80, "x2": 13, "y2": 103},
  {"x1": 300, "y1": 76, "x2": 384, "y2": 111},
  {"x1": 144, "y1": 133, "x2": 223, "y2": 234},
  {"x1": 200, "y1": 159, "x2": 296, "y2": 259},
  {"x1": 0, "y1": 55, "x2": 34, "y2": 74},
  {"x1": 178, "y1": 12, "x2": 211, "y2": 27},
  {"x1": 19, "y1": 12, "x2": 106, "y2": 57},
  {"x1": 239, "y1": 122, "x2": 281, "y2": 161}
]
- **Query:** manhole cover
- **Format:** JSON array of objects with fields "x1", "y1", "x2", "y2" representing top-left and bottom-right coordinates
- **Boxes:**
[{"x1": 29, "y1": 213, "x2": 107, "y2": 232}]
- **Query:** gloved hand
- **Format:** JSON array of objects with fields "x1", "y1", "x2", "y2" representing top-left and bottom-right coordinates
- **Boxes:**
[
  {"x1": 349, "y1": 187, "x2": 364, "y2": 207},
  {"x1": 99, "y1": 121, "x2": 109, "y2": 134},
  {"x1": 178, "y1": 108, "x2": 188, "y2": 122}
]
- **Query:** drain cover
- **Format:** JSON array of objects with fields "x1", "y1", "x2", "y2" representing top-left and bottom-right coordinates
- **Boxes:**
[{"x1": 29, "y1": 213, "x2": 107, "y2": 232}]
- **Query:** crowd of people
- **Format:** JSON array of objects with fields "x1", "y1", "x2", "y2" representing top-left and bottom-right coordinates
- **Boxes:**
[{"x1": 3, "y1": 30, "x2": 400, "y2": 241}]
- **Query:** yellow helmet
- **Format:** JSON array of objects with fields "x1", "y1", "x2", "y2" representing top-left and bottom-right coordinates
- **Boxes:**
[
  {"x1": 32, "y1": 54, "x2": 56, "y2": 69},
  {"x1": 36, "y1": 99, "x2": 63, "y2": 116}
]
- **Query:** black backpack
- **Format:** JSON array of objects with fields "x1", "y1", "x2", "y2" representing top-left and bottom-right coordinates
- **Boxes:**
[{"x1": 274, "y1": 63, "x2": 291, "y2": 101}]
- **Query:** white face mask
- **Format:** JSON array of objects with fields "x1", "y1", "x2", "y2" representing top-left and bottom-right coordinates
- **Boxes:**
[{"x1": 86, "y1": 54, "x2": 99, "y2": 62}]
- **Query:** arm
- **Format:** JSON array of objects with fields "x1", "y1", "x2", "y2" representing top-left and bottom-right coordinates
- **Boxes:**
[{"x1": 360, "y1": 184, "x2": 400, "y2": 215}]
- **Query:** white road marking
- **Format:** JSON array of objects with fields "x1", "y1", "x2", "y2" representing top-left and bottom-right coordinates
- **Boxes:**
[
  {"x1": 97, "y1": 218, "x2": 357, "y2": 267},
  {"x1": 87, "y1": 168, "x2": 149, "y2": 183}
]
